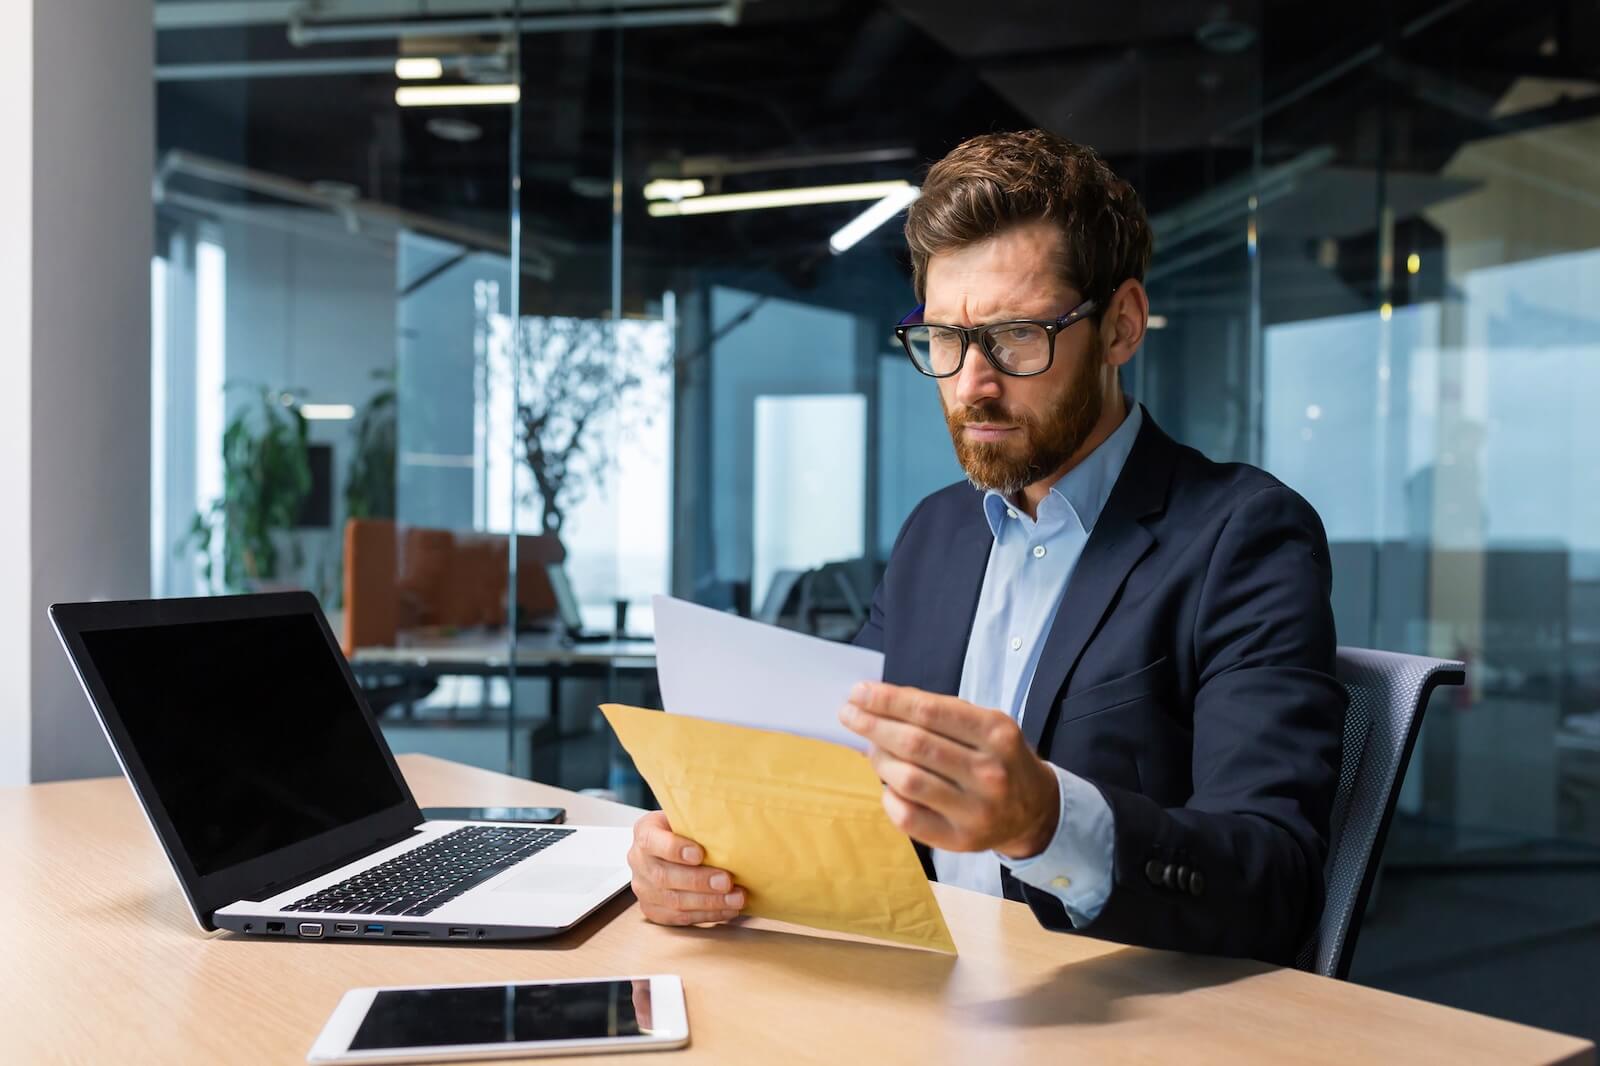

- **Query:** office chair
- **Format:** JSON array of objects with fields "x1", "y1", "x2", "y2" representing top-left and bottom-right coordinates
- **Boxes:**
[{"x1": 1299, "y1": 646, "x2": 1466, "y2": 979}]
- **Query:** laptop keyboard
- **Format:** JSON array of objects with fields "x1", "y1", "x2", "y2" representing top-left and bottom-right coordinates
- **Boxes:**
[{"x1": 283, "y1": 825, "x2": 575, "y2": 917}]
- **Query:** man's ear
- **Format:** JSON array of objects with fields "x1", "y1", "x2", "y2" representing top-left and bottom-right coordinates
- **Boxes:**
[{"x1": 1101, "y1": 280, "x2": 1149, "y2": 368}]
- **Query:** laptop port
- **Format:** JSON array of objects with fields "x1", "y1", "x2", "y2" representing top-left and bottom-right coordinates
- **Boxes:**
[
  {"x1": 265, "y1": 921, "x2": 285, "y2": 934},
  {"x1": 364, "y1": 924, "x2": 384, "y2": 934},
  {"x1": 448, "y1": 928, "x2": 470, "y2": 938},
  {"x1": 334, "y1": 923, "x2": 358, "y2": 934},
  {"x1": 390, "y1": 929, "x2": 428, "y2": 938},
  {"x1": 298, "y1": 922, "x2": 324, "y2": 938}
]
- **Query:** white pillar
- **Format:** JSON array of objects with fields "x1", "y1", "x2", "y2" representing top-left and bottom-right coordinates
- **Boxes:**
[{"x1": 0, "y1": 0, "x2": 153, "y2": 784}]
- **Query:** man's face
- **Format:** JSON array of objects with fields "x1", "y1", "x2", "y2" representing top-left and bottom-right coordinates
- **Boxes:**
[{"x1": 924, "y1": 220, "x2": 1106, "y2": 496}]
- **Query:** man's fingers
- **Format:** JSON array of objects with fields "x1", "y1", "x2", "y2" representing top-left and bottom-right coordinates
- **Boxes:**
[
  {"x1": 860, "y1": 718, "x2": 971, "y2": 785},
  {"x1": 634, "y1": 851, "x2": 736, "y2": 894},
  {"x1": 633, "y1": 812, "x2": 706, "y2": 865},
  {"x1": 643, "y1": 906, "x2": 744, "y2": 927},
  {"x1": 845, "y1": 682, "x2": 994, "y2": 747},
  {"x1": 879, "y1": 787, "x2": 963, "y2": 850},
  {"x1": 869, "y1": 747, "x2": 965, "y2": 812},
  {"x1": 650, "y1": 886, "x2": 746, "y2": 913}
]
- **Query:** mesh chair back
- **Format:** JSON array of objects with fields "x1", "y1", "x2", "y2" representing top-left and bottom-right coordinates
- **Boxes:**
[{"x1": 1299, "y1": 647, "x2": 1465, "y2": 978}]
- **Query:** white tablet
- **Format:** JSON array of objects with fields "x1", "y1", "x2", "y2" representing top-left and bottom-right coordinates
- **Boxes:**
[{"x1": 307, "y1": 975, "x2": 689, "y2": 1063}]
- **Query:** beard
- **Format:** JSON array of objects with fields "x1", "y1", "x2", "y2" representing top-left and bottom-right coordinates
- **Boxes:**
[{"x1": 943, "y1": 347, "x2": 1106, "y2": 496}]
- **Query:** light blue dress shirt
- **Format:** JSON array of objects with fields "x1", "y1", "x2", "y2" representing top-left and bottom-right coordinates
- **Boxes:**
[{"x1": 931, "y1": 402, "x2": 1143, "y2": 925}]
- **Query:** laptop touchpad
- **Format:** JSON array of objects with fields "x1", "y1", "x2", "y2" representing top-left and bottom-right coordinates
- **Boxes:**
[{"x1": 494, "y1": 865, "x2": 617, "y2": 896}]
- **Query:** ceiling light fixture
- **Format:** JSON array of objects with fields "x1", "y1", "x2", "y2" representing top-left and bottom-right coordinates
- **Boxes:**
[
  {"x1": 394, "y1": 57, "x2": 444, "y2": 80},
  {"x1": 829, "y1": 185, "x2": 920, "y2": 254},
  {"x1": 300, "y1": 403, "x2": 357, "y2": 421},
  {"x1": 648, "y1": 180, "x2": 915, "y2": 218},
  {"x1": 395, "y1": 83, "x2": 519, "y2": 107},
  {"x1": 642, "y1": 178, "x2": 706, "y2": 202}
]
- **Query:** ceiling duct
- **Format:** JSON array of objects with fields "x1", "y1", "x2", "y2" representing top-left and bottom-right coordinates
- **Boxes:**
[
  {"x1": 154, "y1": 150, "x2": 557, "y2": 279},
  {"x1": 155, "y1": 0, "x2": 745, "y2": 40}
]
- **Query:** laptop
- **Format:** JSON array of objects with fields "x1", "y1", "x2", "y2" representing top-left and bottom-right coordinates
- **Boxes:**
[
  {"x1": 49, "y1": 591, "x2": 634, "y2": 942},
  {"x1": 544, "y1": 563, "x2": 647, "y2": 643}
]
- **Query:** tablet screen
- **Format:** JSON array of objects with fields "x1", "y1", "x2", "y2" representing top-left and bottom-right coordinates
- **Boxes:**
[{"x1": 349, "y1": 981, "x2": 651, "y2": 1051}]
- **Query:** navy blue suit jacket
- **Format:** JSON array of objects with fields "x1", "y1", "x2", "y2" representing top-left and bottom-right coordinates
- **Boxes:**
[{"x1": 855, "y1": 407, "x2": 1345, "y2": 964}]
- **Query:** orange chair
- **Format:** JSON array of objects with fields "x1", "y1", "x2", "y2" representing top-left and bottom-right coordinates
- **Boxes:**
[{"x1": 342, "y1": 518, "x2": 565, "y2": 654}]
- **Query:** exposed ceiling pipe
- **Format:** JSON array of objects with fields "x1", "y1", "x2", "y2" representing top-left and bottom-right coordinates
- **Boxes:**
[
  {"x1": 287, "y1": 0, "x2": 743, "y2": 45},
  {"x1": 154, "y1": 149, "x2": 557, "y2": 279},
  {"x1": 157, "y1": 55, "x2": 498, "y2": 81},
  {"x1": 156, "y1": 1, "x2": 301, "y2": 30},
  {"x1": 1208, "y1": 0, "x2": 1475, "y2": 141},
  {"x1": 648, "y1": 145, "x2": 916, "y2": 180},
  {"x1": 1149, "y1": 145, "x2": 1335, "y2": 250}
]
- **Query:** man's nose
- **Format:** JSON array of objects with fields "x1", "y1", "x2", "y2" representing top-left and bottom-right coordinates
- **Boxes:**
[{"x1": 952, "y1": 340, "x2": 1004, "y2": 409}]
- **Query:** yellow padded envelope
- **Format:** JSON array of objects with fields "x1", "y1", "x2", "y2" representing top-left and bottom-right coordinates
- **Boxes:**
[{"x1": 601, "y1": 704, "x2": 957, "y2": 954}]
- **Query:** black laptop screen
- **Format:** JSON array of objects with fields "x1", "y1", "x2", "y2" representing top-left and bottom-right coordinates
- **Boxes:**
[{"x1": 79, "y1": 613, "x2": 406, "y2": 877}]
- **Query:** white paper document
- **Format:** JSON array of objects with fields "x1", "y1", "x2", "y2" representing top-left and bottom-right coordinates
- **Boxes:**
[{"x1": 650, "y1": 594, "x2": 883, "y2": 751}]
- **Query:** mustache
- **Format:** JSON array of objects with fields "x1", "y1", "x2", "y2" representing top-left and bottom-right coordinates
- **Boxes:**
[{"x1": 949, "y1": 403, "x2": 1029, "y2": 427}]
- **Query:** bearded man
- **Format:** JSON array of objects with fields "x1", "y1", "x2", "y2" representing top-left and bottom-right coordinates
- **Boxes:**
[{"x1": 625, "y1": 129, "x2": 1346, "y2": 964}]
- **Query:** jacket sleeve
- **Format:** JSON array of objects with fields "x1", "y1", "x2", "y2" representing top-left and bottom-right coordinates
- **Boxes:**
[{"x1": 1022, "y1": 485, "x2": 1346, "y2": 964}]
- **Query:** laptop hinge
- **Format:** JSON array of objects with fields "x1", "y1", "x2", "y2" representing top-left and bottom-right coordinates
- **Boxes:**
[{"x1": 243, "y1": 827, "x2": 422, "y2": 902}]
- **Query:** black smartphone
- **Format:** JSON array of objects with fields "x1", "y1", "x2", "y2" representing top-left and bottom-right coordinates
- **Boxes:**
[{"x1": 420, "y1": 806, "x2": 567, "y2": 825}]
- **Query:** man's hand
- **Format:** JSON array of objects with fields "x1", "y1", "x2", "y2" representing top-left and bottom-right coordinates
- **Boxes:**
[
  {"x1": 627, "y1": 810, "x2": 746, "y2": 925},
  {"x1": 839, "y1": 681, "x2": 1059, "y2": 858}
]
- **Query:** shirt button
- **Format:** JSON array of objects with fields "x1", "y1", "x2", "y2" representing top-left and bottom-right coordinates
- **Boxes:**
[
  {"x1": 1010, "y1": 637, "x2": 1022, "y2": 651},
  {"x1": 1006, "y1": 508, "x2": 1018, "y2": 519},
  {"x1": 1051, "y1": 876, "x2": 1072, "y2": 890},
  {"x1": 1032, "y1": 545, "x2": 1047, "y2": 558}
]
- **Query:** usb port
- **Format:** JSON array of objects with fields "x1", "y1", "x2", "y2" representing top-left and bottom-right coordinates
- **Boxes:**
[
  {"x1": 298, "y1": 922, "x2": 324, "y2": 938},
  {"x1": 448, "y1": 928, "x2": 470, "y2": 938},
  {"x1": 265, "y1": 921, "x2": 285, "y2": 934},
  {"x1": 364, "y1": 924, "x2": 384, "y2": 934},
  {"x1": 334, "y1": 923, "x2": 359, "y2": 934}
]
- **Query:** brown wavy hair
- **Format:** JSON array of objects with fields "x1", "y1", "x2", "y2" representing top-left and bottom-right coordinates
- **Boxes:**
[{"x1": 904, "y1": 129, "x2": 1153, "y2": 308}]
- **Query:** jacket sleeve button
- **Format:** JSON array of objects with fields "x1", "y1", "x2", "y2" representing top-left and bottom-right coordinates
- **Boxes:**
[
  {"x1": 1188, "y1": 871, "x2": 1206, "y2": 897},
  {"x1": 1145, "y1": 859, "x2": 1165, "y2": 885},
  {"x1": 1162, "y1": 863, "x2": 1178, "y2": 889}
]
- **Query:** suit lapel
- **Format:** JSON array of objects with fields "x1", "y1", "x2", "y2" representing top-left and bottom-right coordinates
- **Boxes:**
[
  {"x1": 910, "y1": 504, "x2": 993, "y2": 697},
  {"x1": 1020, "y1": 411, "x2": 1176, "y2": 750}
]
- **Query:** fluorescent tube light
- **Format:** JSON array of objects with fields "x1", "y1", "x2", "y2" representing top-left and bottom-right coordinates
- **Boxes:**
[
  {"x1": 1147, "y1": 314, "x2": 1169, "y2": 329},
  {"x1": 828, "y1": 185, "x2": 920, "y2": 254},
  {"x1": 648, "y1": 180, "x2": 915, "y2": 217},
  {"x1": 642, "y1": 178, "x2": 706, "y2": 202},
  {"x1": 395, "y1": 57, "x2": 445, "y2": 80},
  {"x1": 300, "y1": 403, "x2": 357, "y2": 421},
  {"x1": 395, "y1": 83, "x2": 519, "y2": 107}
]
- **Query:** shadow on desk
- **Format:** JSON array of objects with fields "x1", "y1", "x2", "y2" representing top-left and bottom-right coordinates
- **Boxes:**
[
  {"x1": 962, "y1": 947, "x2": 1272, "y2": 1028},
  {"x1": 662, "y1": 914, "x2": 961, "y2": 991}
]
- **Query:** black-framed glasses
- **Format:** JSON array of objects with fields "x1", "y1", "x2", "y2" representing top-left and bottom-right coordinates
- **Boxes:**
[{"x1": 894, "y1": 297, "x2": 1099, "y2": 378}]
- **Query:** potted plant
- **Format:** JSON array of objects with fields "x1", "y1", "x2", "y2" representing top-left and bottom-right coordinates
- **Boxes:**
[{"x1": 183, "y1": 386, "x2": 313, "y2": 592}]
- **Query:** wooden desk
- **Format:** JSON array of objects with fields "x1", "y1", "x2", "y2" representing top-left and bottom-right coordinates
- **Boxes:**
[
  {"x1": 2, "y1": 756, "x2": 1591, "y2": 1065},
  {"x1": 352, "y1": 635, "x2": 657, "y2": 676}
]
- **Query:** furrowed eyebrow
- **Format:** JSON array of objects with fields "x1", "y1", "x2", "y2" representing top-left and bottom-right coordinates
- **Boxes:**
[{"x1": 923, "y1": 310, "x2": 1044, "y2": 324}]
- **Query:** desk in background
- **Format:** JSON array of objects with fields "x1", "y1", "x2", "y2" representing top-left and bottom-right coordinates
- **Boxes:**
[
  {"x1": 351, "y1": 635, "x2": 657, "y2": 789},
  {"x1": 1, "y1": 756, "x2": 1591, "y2": 1065}
]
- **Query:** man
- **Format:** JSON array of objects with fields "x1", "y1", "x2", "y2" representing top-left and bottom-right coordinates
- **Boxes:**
[{"x1": 626, "y1": 129, "x2": 1345, "y2": 964}]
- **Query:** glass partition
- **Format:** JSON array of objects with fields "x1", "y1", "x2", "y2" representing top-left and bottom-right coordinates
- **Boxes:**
[{"x1": 156, "y1": 0, "x2": 1599, "y2": 1039}]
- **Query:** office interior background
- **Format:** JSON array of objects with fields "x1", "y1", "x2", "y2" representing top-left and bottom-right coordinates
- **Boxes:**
[{"x1": 2, "y1": 0, "x2": 1597, "y2": 1043}]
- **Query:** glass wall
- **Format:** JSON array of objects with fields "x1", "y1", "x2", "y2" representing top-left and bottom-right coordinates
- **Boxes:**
[
  {"x1": 155, "y1": 0, "x2": 1599, "y2": 1040},
  {"x1": 1242, "y1": 4, "x2": 1600, "y2": 1036}
]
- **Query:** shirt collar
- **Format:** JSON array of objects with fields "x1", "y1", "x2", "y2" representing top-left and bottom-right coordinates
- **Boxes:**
[{"x1": 980, "y1": 400, "x2": 1144, "y2": 539}]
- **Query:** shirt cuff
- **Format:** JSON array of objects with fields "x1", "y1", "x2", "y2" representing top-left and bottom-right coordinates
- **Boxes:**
[{"x1": 998, "y1": 763, "x2": 1115, "y2": 926}]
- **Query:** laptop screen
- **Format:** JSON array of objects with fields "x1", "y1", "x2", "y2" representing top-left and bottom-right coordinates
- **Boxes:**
[
  {"x1": 79, "y1": 612, "x2": 406, "y2": 877},
  {"x1": 545, "y1": 563, "x2": 584, "y2": 631}
]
